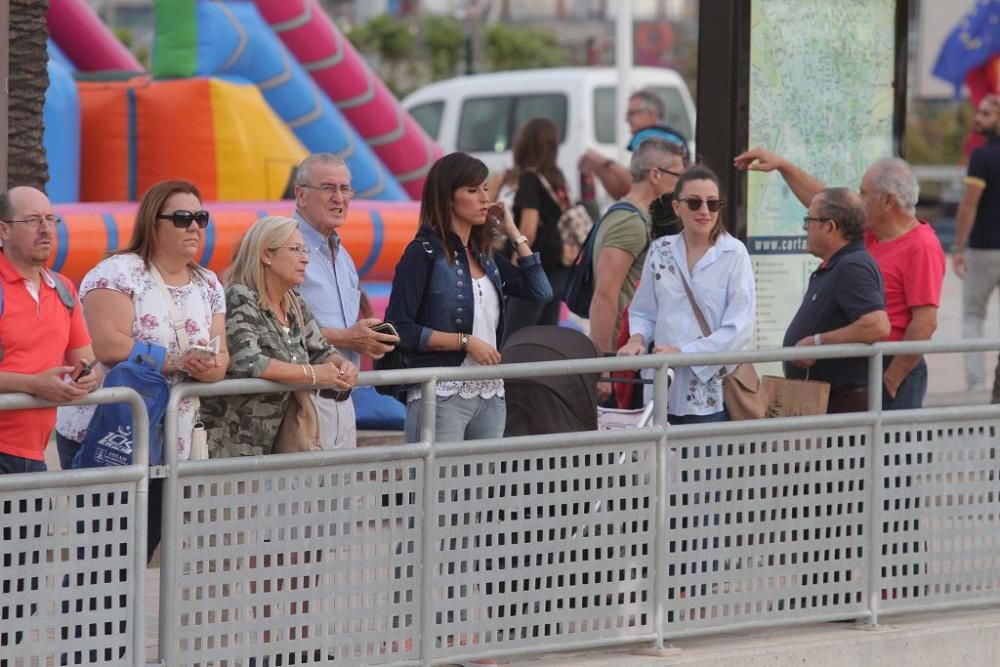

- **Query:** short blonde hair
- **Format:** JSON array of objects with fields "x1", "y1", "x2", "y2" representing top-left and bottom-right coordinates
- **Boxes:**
[{"x1": 226, "y1": 215, "x2": 299, "y2": 311}]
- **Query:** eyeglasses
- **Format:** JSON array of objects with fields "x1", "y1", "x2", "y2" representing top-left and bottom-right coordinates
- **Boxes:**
[
  {"x1": 300, "y1": 183, "x2": 355, "y2": 198},
  {"x1": 654, "y1": 166, "x2": 683, "y2": 178},
  {"x1": 626, "y1": 107, "x2": 651, "y2": 117},
  {"x1": 802, "y1": 216, "x2": 832, "y2": 230},
  {"x1": 3, "y1": 214, "x2": 60, "y2": 228},
  {"x1": 158, "y1": 210, "x2": 210, "y2": 229},
  {"x1": 677, "y1": 197, "x2": 724, "y2": 212},
  {"x1": 270, "y1": 244, "x2": 311, "y2": 256}
]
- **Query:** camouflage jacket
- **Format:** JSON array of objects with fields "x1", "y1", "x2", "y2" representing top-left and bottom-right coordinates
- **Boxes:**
[{"x1": 202, "y1": 284, "x2": 334, "y2": 457}]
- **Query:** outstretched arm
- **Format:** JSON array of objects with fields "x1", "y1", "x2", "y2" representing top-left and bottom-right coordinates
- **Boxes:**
[{"x1": 734, "y1": 147, "x2": 825, "y2": 207}]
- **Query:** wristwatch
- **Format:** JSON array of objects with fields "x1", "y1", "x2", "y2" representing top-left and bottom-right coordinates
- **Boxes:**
[
  {"x1": 512, "y1": 234, "x2": 529, "y2": 249},
  {"x1": 813, "y1": 333, "x2": 822, "y2": 346}
]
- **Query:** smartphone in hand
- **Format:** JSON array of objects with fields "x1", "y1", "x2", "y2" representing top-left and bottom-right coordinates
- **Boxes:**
[
  {"x1": 72, "y1": 359, "x2": 98, "y2": 382},
  {"x1": 186, "y1": 335, "x2": 220, "y2": 358},
  {"x1": 370, "y1": 321, "x2": 399, "y2": 337}
]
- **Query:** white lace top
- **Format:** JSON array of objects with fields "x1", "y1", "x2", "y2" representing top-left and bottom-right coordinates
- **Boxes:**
[
  {"x1": 408, "y1": 275, "x2": 505, "y2": 402},
  {"x1": 56, "y1": 253, "x2": 226, "y2": 461}
]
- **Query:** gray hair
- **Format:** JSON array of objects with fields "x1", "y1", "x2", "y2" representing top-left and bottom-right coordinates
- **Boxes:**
[
  {"x1": 814, "y1": 187, "x2": 865, "y2": 243},
  {"x1": 629, "y1": 137, "x2": 686, "y2": 182},
  {"x1": 630, "y1": 89, "x2": 664, "y2": 120},
  {"x1": 868, "y1": 157, "x2": 919, "y2": 217},
  {"x1": 296, "y1": 153, "x2": 351, "y2": 186}
]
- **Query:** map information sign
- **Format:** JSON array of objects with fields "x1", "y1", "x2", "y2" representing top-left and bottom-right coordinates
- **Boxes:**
[{"x1": 747, "y1": 0, "x2": 896, "y2": 352}]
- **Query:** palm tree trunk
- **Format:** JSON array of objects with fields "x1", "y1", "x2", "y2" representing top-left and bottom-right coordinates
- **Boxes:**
[{"x1": 8, "y1": 0, "x2": 50, "y2": 189}]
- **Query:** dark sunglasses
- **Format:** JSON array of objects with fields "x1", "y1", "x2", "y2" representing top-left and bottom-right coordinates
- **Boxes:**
[
  {"x1": 157, "y1": 210, "x2": 210, "y2": 229},
  {"x1": 677, "y1": 197, "x2": 724, "y2": 212}
]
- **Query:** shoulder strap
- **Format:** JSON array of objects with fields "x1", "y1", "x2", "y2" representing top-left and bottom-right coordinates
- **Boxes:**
[
  {"x1": 148, "y1": 263, "x2": 191, "y2": 349},
  {"x1": 672, "y1": 255, "x2": 712, "y2": 338},
  {"x1": 52, "y1": 275, "x2": 76, "y2": 310},
  {"x1": 526, "y1": 168, "x2": 566, "y2": 211}
]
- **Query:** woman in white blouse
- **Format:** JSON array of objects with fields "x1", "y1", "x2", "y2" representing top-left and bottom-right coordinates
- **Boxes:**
[{"x1": 618, "y1": 165, "x2": 755, "y2": 423}]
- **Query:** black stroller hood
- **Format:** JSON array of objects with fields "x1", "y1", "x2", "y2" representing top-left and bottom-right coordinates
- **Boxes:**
[{"x1": 501, "y1": 325, "x2": 601, "y2": 435}]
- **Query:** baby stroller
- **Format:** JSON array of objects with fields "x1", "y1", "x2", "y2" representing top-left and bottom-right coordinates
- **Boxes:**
[{"x1": 501, "y1": 325, "x2": 601, "y2": 436}]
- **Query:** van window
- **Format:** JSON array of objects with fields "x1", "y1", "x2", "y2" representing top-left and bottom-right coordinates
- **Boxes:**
[
  {"x1": 593, "y1": 86, "x2": 692, "y2": 144},
  {"x1": 409, "y1": 101, "x2": 445, "y2": 140},
  {"x1": 458, "y1": 94, "x2": 567, "y2": 153}
]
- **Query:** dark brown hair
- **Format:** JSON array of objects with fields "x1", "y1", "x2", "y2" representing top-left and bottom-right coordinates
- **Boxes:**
[
  {"x1": 419, "y1": 152, "x2": 499, "y2": 263},
  {"x1": 117, "y1": 179, "x2": 207, "y2": 276},
  {"x1": 674, "y1": 165, "x2": 725, "y2": 242},
  {"x1": 512, "y1": 117, "x2": 565, "y2": 191}
]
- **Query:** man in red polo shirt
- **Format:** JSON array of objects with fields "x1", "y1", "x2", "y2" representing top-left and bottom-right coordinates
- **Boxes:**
[{"x1": 0, "y1": 186, "x2": 100, "y2": 473}]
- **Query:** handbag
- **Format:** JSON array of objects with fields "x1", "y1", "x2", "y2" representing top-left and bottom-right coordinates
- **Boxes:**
[
  {"x1": 762, "y1": 373, "x2": 830, "y2": 417},
  {"x1": 674, "y1": 257, "x2": 767, "y2": 421},
  {"x1": 272, "y1": 295, "x2": 321, "y2": 453},
  {"x1": 531, "y1": 169, "x2": 594, "y2": 266},
  {"x1": 72, "y1": 341, "x2": 170, "y2": 467}
]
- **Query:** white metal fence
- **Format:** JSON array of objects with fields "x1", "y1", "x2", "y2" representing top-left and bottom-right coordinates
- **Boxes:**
[{"x1": 5, "y1": 341, "x2": 1000, "y2": 666}]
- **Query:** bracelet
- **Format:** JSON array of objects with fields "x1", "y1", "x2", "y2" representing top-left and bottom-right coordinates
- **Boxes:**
[
  {"x1": 512, "y1": 234, "x2": 529, "y2": 249},
  {"x1": 460, "y1": 333, "x2": 470, "y2": 352},
  {"x1": 300, "y1": 364, "x2": 309, "y2": 381},
  {"x1": 306, "y1": 363, "x2": 317, "y2": 386},
  {"x1": 813, "y1": 333, "x2": 822, "y2": 346}
]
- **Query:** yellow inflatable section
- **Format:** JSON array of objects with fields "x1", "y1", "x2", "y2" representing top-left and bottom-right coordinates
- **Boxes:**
[{"x1": 79, "y1": 76, "x2": 308, "y2": 201}]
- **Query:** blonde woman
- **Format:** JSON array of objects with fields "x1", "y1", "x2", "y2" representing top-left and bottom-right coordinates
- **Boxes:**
[{"x1": 202, "y1": 216, "x2": 357, "y2": 456}]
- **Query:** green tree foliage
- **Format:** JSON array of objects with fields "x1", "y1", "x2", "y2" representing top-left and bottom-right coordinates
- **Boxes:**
[
  {"x1": 482, "y1": 23, "x2": 567, "y2": 71},
  {"x1": 423, "y1": 15, "x2": 463, "y2": 81},
  {"x1": 906, "y1": 101, "x2": 974, "y2": 166},
  {"x1": 348, "y1": 14, "x2": 414, "y2": 63}
]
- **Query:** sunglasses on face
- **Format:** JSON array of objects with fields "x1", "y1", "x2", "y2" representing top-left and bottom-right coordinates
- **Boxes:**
[
  {"x1": 157, "y1": 210, "x2": 210, "y2": 229},
  {"x1": 676, "y1": 197, "x2": 724, "y2": 212}
]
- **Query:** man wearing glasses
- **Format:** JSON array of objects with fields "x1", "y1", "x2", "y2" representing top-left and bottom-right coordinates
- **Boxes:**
[
  {"x1": 735, "y1": 148, "x2": 945, "y2": 409},
  {"x1": 579, "y1": 89, "x2": 690, "y2": 200},
  {"x1": 782, "y1": 187, "x2": 890, "y2": 412},
  {"x1": 589, "y1": 138, "x2": 686, "y2": 402},
  {"x1": 293, "y1": 153, "x2": 399, "y2": 449},
  {"x1": 0, "y1": 186, "x2": 101, "y2": 473}
]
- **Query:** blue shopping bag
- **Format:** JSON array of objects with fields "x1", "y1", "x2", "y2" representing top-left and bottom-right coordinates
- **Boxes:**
[{"x1": 72, "y1": 341, "x2": 169, "y2": 468}]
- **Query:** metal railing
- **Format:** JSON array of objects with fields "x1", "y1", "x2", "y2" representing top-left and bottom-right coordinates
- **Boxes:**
[
  {"x1": 151, "y1": 338, "x2": 1000, "y2": 666},
  {"x1": 0, "y1": 387, "x2": 149, "y2": 667}
]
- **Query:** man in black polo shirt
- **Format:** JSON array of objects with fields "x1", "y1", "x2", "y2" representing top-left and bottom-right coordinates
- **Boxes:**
[
  {"x1": 783, "y1": 187, "x2": 891, "y2": 413},
  {"x1": 951, "y1": 94, "x2": 1000, "y2": 393}
]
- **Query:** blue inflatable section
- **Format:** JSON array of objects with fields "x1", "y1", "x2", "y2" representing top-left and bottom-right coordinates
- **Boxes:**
[
  {"x1": 44, "y1": 41, "x2": 80, "y2": 203},
  {"x1": 194, "y1": 2, "x2": 406, "y2": 201}
]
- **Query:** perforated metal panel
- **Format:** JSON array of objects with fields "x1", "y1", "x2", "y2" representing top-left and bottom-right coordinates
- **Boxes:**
[
  {"x1": 171, "y1": 460, "x2": 423, "y2": 666},
  {"x1": 662, "y1": 428, "x2": 870, "y2": 631},
  {"x1": 1, "y1": 481, "x2": 137, "y2": 666},
  {"x1": 427, "y1": 443, "x2": 658, "y2": 658},
  {"x1": 879, "y1": 419, "x2": 1000, "y2": 613}
]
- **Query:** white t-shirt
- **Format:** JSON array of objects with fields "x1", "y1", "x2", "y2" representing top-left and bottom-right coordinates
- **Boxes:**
[{"x1": 56, "y1": 253, "x2": 225, "y2": 461}]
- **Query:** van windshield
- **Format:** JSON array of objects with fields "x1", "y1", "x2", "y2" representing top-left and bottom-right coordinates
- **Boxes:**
[
  {"x1": 409, "y1": 101, "x2": 445, "y2": 140},
  {"x1": 594, "y1": 86, "x2": 692, "y2": 144},
  {"x1": 458, "y1": 94, "x2": 567, "y2": 153}
]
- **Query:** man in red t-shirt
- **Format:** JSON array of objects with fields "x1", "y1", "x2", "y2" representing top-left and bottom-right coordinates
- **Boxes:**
[
  {"x1": 0, "y1": 186, "x2": 101, "y2": 473},
  {"x1": 734, "y1": 149, "x2": 945, "y2": 409}
]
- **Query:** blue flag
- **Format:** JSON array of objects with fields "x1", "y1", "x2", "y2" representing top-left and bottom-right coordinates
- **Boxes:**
[{"x1": 932, "y1": 0, "x2": 1000, "y2": 94}]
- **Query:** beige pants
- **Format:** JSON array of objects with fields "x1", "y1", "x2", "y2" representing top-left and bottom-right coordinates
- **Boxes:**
[{"x1": 312, "y1": 393, "x2": 358, "y2": 449}]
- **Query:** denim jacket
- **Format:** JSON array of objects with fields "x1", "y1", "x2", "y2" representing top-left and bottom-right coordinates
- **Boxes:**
[{"x1": 385, "y1": 226, "x2": 552, "y2": 369}]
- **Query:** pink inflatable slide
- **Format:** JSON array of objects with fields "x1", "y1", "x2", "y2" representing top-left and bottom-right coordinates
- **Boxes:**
[
  {"x1": 47, "y1": 0, "x2": 143, "y2": 72},
  {"x1": 253, "y1": 0, "x2": 442, "y2": 199}
]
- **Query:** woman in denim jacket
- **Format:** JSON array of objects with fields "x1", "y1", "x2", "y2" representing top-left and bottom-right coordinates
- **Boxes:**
[{"x1": 386, "y1": 152, "x2": 552, "y2": 442}]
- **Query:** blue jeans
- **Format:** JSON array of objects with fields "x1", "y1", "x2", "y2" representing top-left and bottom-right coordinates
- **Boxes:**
[
  {"x1": 404, "y1": 393, "x2": 507, "y2": 443},
  {"x1": 0, "y1": 450, "x2": 46, "y2": 474},
  {"x1": 56, "y1": 433, "x2": 81, "y2": 470},
  {"x1": 883, "y1": 358, "x2": 928, "y2": 411}
]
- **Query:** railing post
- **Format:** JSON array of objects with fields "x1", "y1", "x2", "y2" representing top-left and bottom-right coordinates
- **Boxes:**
[
  {"x1": 652, "y1": 362, "x2": 670, "y2": 650},
  {"x1": 865, "y1": 350, "x2": 884, "y2": 627},
  {"x1": 127, "y1": 389, "x2": 151, "y2": 667},
  {"x1": 418, "y1": 378, "x2": 437, "y2": 667},
  {"x1": 158, "y1": 389, "x2": 184, "y2": 666}
]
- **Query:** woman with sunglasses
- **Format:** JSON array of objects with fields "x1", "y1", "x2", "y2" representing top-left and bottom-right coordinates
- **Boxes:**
[
  {"x1": 55, "y1": 179, "x2": 229, "y2": 558},
  {"x1": 618, "y1": 165, "x2": 756, "y2": 423},
  {"x1": 201, "y1": 215, "x2": 357, "y2": 457}
]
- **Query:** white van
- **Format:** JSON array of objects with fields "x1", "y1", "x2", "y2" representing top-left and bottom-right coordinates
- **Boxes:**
[{"x1": 402, "y1": 67, "x2": 696, "y2": 203}]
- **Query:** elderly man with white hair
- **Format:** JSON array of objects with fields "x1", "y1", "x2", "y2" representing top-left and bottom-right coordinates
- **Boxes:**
[{"x1": 734, "y1": 149, "x2": 945, "y2": 409}]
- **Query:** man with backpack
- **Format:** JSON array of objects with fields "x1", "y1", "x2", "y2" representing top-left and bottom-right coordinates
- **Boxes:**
[
  {"x1": 588, "y1": 139, "x2": 686, "y2": 401},
  {"x1": 0, "y1": 186, "x2": 100, "y2": 474}
]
